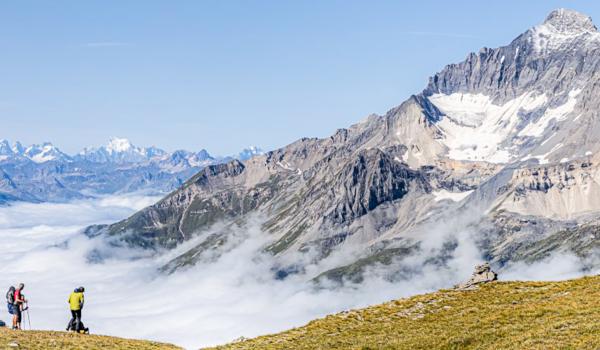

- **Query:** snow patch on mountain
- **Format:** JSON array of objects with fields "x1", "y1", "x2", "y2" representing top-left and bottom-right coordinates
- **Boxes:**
[
  {"x1": 430, "y1": 91, "x2": 547, "y2": 163},
  {"x1": 429, "y1": 85, "x2": 582, "y2": 164},
  {"x1": 432, "y1": 189, "x2": 473, "y2": 202},
  {"x1": 519, "y1": 89, "x2": 581, "y2": 137},
  {"x1": 521, "y1": 142, "x2": 564, "y2": 164}
]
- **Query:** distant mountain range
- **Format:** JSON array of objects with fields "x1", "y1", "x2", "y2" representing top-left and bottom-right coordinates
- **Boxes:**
[{"x1": 0, "y1": 137, "x2": 263, "y2": 203}]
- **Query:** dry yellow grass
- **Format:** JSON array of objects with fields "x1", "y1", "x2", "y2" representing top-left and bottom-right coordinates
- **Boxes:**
[
  {"x1": 0, "y1": 328, "x2": 181, "y2": 350},
  {"x1": 210, "y1": 275, "x2": 600, "y2": 350}
]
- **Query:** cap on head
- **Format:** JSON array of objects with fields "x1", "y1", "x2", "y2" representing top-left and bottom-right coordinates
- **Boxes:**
[
  {"x1": 17, "y1": 283, "x2": 24, "y2": 290},
  {"x1": 78, "y1": 286, "x2": 85, "y2": 293}
]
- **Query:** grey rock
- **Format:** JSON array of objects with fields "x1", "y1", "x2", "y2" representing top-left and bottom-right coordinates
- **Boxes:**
[{"x1": 456, "y1": 263, "x2": 498, "y2": 290}]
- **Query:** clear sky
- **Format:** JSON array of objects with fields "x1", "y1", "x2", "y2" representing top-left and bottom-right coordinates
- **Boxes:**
[{"x1": 1, "y1": 0, "x2": 599, "y2": 155}]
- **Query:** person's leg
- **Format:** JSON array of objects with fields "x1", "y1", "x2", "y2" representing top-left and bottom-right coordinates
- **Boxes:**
[
  {"x1": 68, "y1": 310, "x2": 77, "y2": 331},
  {"x1": 15, "y1": 307, "x2": 21, "y2": 330},
  {"x1": 74, "y1": 309, "x2": 82, "y2": 331},
  {"x1": 78, "y1": 309, "x2": 87, "y2": 332},
  {"x1": 9, "y1": 304, "x2": 14, "y2": 329}
]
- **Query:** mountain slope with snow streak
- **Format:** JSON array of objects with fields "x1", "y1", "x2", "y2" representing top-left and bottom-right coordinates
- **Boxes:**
[{"x1": 55, "y1": 9, "x2": 600, "y2": 289}]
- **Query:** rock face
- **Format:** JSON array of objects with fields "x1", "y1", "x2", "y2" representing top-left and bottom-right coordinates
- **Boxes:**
[
  {"x1": 92, "y1": 8, "x2": 600, "y2": 282},
  {"x1": 456, "y1": 263, "x2": 498, "y2": 290}
]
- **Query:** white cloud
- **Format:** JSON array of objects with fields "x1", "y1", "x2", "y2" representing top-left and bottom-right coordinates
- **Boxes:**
[
  {"x1": 0, "y1": 194, "x2": 596, "y2": 349},
  {"x1": 0, "y1": 196, "x2": 464, "y2": 348}
]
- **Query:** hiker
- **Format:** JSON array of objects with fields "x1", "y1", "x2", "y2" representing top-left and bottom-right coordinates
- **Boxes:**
[
  {"x1": 12, "y1": 283, "x2": 26, "y2": 330},
  {"x1": 67, "y1": 286, "x2": 87, "y2": 333},
  {"x1": 6, "y1": 286, "x2": 15, "y2": 327}
]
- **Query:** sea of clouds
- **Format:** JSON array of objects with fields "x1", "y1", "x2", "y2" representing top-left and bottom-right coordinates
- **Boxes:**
[{"x1": 0, "y1": 194, "x2": 596, "y2": 349}]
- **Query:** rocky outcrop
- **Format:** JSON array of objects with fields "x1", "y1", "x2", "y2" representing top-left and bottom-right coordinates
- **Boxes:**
[
  {"x1": 456, "y1": 263, "x2": 498, "y2": 290},
  {"x1": 326, "y1": 149, "x2": 429, "y2": 224}
]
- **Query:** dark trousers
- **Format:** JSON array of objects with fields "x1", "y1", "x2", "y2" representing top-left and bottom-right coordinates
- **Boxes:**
[
  {"x1": 68, "y1": 309, "x2": 82, "y2": 331},
  {"x1": 14, "y1": 305, "x2": 22, "y2": 323}
]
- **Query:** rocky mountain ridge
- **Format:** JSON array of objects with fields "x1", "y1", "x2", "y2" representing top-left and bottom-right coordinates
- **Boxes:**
[{"x1": 93, "y1": 9, "x2": 600, "y2": 283}]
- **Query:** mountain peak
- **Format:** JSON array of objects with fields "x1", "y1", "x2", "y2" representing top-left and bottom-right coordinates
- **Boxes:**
[
  {"x1": 0, "y1": 139, "x2": 13, "y2": 156},
  {"x1": 11, "y1": 141, "x2": 24, "y2": 154},
  {"x1": 106, "y1": 137, "x2": 134, "y2": 153},
  {"x1": 527, "y1": 9, "x2": 600, "y2": 54},
  {"x1": 542, "y1": 8, "x2": 597, "y2": 35}
]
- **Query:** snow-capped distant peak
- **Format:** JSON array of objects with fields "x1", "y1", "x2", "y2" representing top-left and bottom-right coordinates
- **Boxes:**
[
  {"x1": 0, "y1": 137, "x2": 261, "y2": 170},
  {"x1": 106, "y1": 137, "x2": 134, "y2": 153},
  {"x1": 542, "y1": 8, "x2": 597, "y2": 35},
  {"x1": 76, "y1": 137, "x2": 151, "y2": 163},
  {"x1": 11, "y1": 141, "x2": 24, "y2": 154},
  {"x1": 530, "y1": 8, "x2": 600, "y2": 53},
  {"x1": 23, "y1": 142, "x2": 70, "y2": 163},
  {"x1": 0, "y1": 139, "x2": 13, "y2": 156}
]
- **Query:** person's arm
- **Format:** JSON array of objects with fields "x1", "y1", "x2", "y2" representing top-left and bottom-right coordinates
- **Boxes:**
[
  {"x1": 80, "y1": 294, "x2": 84, "y2": 309},
  {"x1": 16, "y1": 293, "x2": 25, "y2": 303},
  {"x1": 16, "y1": 293, "x2": 26, "y2": 310}
]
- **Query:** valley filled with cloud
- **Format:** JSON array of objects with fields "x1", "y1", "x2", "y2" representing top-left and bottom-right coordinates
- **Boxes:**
[{"x1": 0, "y1": 194, "x2": 595, "y2": 349}]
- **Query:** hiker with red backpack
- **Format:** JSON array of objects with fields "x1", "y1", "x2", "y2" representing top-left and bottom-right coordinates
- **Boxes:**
[{"x1": 6, "y1": 283, "x2": 27, "y2": 330}]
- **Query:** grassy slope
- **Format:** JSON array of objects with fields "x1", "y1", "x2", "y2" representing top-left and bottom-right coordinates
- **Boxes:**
[
  {"x1": 210, "y1": 275, "x2": 600, "y2": 350},
  {"x1": 0, "y1": 328, "x2": 181, "y2": 350}
]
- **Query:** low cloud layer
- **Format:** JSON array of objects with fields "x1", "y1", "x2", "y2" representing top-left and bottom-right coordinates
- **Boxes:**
[{"x1": 0, "y1": 195, "x2": 596, "y2": 349}]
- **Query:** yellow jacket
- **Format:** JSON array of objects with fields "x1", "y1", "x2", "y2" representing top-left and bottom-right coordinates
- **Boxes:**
[{"x1": 68, "y1": 292, "x2": 84, "y2": 311}]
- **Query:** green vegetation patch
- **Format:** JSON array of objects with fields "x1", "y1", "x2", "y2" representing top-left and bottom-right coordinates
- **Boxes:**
[
  {"x1": 266, "y1": 223, "x2": 308, "y2": 255},
  {"x1": 210, "y1": 275, "x2": 600, "y2": 350}
]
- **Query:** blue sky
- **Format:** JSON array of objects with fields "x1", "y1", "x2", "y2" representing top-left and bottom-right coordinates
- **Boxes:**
[{"x1": 1, "y1": 1, "x2": 599, "y2": 155}]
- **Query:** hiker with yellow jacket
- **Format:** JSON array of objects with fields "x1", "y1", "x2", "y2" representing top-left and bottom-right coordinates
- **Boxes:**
[{"x1": 67, "y1": 287, "x2": 88, "y2": 333}]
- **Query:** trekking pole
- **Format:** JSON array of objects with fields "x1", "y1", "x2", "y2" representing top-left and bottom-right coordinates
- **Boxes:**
[
  {"x1": 25, "y1": 302, "x2": 31, "y2": 330},
  {"x1": 26, "y1": 309, "x2": 31, "y2": 330}
]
